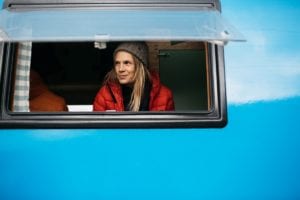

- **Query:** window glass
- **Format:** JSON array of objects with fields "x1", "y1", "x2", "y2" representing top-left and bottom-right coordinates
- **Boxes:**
[{"x1": 0, "y1": 9, "x2": 244, "y2": 42}]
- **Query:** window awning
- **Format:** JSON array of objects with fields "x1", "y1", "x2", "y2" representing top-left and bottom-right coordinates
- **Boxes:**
[{"x1": 0, "y1": 8, "x2": 245, "y2": 43}]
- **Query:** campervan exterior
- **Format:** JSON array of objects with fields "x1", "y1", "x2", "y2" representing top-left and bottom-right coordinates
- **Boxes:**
[{"x1": 0, "y1": 0, "x2": 299, "y2": 199}]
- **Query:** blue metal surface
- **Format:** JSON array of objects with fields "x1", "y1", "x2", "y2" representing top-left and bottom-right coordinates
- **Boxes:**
[{"x1": 1, "y1": 0, "x2": 300, "y2": 199}]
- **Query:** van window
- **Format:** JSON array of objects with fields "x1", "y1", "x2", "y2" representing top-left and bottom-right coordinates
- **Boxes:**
[
  {"x1": 1, "y1": 40, "x2": 228, "y2": 127},
  {"x1": 0, "y1": 9, "x2": 244, "y2": 43},
  {"x1": 0, "y1": 5, "x2": 244, "y2": 128},
  {"x1": 8, "y1": 41, "x2": 211, "y2": 112}
]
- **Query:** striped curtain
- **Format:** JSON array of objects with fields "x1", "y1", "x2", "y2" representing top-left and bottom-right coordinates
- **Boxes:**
[{"x1": 13, "y1": 42, "x2": 32, "y2": 112}]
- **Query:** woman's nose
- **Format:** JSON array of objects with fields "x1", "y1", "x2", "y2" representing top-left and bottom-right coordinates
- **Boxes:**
[{"x1": 119, "y1": 63, "x2": 125, "y2": 71}]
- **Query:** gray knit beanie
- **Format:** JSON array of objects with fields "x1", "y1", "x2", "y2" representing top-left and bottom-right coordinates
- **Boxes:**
[{"x1": 114, "y1": 42, "x2": 149, "y2": 67}]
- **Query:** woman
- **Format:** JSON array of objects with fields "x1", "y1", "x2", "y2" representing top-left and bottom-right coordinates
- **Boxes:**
[{"x1": 93, "y1": 42, "x2": 175, "y2": 112}]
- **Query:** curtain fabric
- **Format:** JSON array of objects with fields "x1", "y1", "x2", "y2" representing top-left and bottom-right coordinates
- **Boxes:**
[{"x1": 13, "y1": 42, "x2": 31, "y2": 112}]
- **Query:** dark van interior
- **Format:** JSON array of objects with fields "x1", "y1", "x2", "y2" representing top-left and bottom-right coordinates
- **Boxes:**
[{"x1": 29, "y1": 41, "x2": 209, "y2": 111}]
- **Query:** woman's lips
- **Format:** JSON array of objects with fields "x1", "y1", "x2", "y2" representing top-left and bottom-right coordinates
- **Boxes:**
[{"x1": 118, "y1": 75, "x2": 127, "y2": 79}]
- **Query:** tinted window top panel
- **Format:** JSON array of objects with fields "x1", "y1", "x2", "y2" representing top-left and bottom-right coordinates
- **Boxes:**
[{"x1": 0, "y1": 9, "x2": 244, "y2": 42}]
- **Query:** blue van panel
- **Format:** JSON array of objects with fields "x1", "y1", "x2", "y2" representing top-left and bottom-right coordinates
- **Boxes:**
[
  {"x1": 1, "y1": 0, "x2": 300, "y2": 199},
  {"x1": 1, "y1": 99, "x2": 300, "y2": 199}
]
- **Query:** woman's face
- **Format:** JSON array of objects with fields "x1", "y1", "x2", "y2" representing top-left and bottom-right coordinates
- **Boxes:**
[{"x1": 114, "y1": 51, "x2": 136, "y2": 85}]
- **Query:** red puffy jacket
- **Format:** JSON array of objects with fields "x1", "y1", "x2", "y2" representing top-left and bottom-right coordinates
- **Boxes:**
[{"x1": 93, "y1": 71, "x2": 175, "y2": 111}]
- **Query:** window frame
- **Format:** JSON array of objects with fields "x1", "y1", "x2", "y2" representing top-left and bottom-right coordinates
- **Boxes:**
[
  {"x1": 0, "y1": 0, "x2": 234, "y2": 128},
  {"x1": 0, "y1": 41, "x2": 227, "y2": 128}
]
